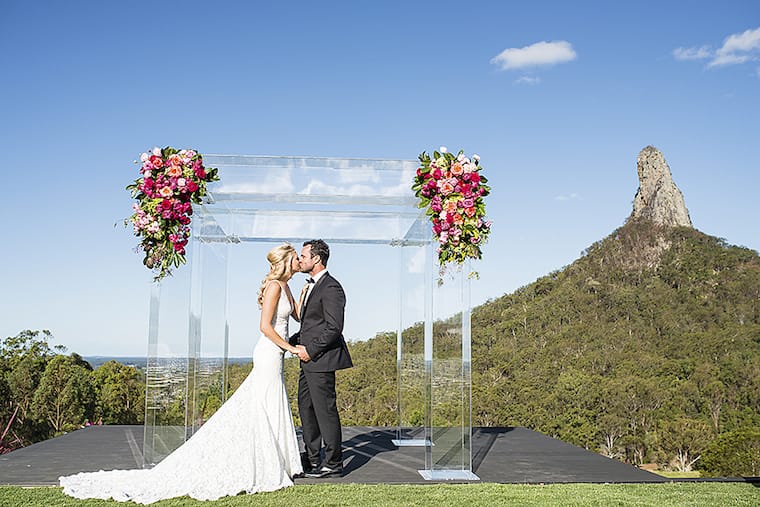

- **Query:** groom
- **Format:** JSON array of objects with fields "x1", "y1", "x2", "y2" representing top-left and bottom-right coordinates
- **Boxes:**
[{"x1": 290, "y1": 239, "x2": 353, "y2": 478}]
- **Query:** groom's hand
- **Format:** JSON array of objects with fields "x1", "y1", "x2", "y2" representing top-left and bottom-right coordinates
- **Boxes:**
[{"x1": 296, "y1": 345, "x2": 311, "y2": 362}]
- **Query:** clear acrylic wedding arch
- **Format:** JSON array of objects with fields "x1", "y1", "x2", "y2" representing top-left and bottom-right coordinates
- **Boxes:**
[{"x1": 143, "y1": 155, "x2": 479, "y2": 480}]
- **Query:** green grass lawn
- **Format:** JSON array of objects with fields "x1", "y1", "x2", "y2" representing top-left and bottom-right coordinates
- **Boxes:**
[{"x1": 1, "y1": 483, "x2": 758, "y2": 507}]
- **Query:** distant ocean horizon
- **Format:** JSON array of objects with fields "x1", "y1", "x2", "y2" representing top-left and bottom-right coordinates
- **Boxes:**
[{"x1": 82, "y1": 356, "x2": 254, "y2": 370}]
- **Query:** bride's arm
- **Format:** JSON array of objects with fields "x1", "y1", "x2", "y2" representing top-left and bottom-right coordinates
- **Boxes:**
[{"x1": 260, "y1": 281, "x2": 299, "y2": 354}]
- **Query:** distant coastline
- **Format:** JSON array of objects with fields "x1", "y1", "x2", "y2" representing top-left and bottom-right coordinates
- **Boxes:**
[{"x1": 82, "y1": 356, "x2": 254, "y2": 370}]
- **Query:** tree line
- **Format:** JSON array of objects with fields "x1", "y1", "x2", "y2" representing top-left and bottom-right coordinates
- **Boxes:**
[{"x1": 0, "y1": 330, "x2": 144, "y2": 453}]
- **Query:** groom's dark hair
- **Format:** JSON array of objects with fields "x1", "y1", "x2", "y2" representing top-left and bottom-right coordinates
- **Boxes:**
[{"x1": 304, "y1": 239, "x2": 330, "y2": 267}]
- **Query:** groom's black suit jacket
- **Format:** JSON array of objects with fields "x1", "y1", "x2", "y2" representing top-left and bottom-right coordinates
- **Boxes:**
[{"x1": 290, "y1": 272, "x2": 353, "y2": 372}]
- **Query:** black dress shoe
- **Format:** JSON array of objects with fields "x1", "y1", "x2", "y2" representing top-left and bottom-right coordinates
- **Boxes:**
[
  {"x1": 300, "y1": 453, "x2": 320, "y2": 473},
  {"x1": 294, "y1": 462, "x2": 320, "y2": 478},
  {"x1": 305, "y1": 465, "x2": 343, "y2": 478}
]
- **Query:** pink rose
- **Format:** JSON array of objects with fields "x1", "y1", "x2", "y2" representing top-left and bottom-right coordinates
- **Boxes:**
[
  {"x1": 440, "y1": 181, "x2": 455, "y2": 195},
  {"x1": 166, "y1": 165, "x2": 182, "y2": 178},
  {"x1": 159, "y1": 186, "x2": 173, "y2": 198}
]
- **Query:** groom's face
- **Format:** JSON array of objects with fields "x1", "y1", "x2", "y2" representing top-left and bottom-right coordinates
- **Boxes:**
[{"x1": 299, "y1": 245, "x2": 317, "y2": 273}]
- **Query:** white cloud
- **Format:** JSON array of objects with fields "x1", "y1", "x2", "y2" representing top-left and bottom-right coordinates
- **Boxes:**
[
  {"x1": 672, "y1": 45, "x2": 711, "y2": 61},
  {"x1": 710, "y1": 27, "x2": 760, "y2": 67},
  {"x1": 491, "y1": 40, "x2": 577, "y2": 71},
  {"x1": 554, "y1": 193, "x2": 581, "y2": 201},
  {"x1": 720, "y1": 26, "x2": 760, "y2": 54},
  {"x1": 515, "y1": 75, "x2": 541, "y2": 85},
  {"x1": 675, "y1": 26, "x2": 760, "y2": 69}
]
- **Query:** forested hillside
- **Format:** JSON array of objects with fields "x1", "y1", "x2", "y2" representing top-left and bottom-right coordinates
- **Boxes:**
[{"x1": 316, "y1": 220, "x2": 760, "y2": 476}]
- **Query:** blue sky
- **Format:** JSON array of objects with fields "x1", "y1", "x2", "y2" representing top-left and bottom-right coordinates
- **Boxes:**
[{"x1": 1, "y1": 1, "x2": 758, "y2": 356}]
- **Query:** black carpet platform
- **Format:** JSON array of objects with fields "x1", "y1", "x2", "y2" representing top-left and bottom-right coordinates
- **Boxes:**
[{"x1": 1, "y1": 425, "x2": 666, "y2": 486}]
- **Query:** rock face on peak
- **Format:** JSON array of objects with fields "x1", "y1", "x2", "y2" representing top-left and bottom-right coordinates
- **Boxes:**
[{"x1": 627, "y1": 146, "x2": 692, "y2": 228}]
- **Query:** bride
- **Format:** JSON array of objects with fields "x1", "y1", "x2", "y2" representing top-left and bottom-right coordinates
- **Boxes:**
[{"x1": 60, "y1": 244, "x2": 305, "y2": 503}]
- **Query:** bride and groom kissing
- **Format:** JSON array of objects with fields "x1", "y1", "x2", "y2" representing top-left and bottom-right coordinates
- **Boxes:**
[{"x1": 60, "y1": 239, "x2": 353, "y2": 503}]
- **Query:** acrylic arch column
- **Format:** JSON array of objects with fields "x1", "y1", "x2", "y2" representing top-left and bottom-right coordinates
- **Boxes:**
[{"x1": 142, "y1": 155, "x2": 478, "y2": 480}]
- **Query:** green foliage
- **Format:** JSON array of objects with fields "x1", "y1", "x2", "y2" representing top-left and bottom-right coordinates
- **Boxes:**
[
  {"x1": 91, "y1": 360, "x2": 145, "y2": 425},
  {"x1": 0, "y1": 330, "x2": 60, "y2": 445},
  {"x1": 700, "y1": 429, "x2": 760, "y2": 477},
  {"x1": 1, "y1": 330, "x2": 148, "y2": 447},
  {"x1": 31, "y1": 354, "x2": 95, "y2": 434}
]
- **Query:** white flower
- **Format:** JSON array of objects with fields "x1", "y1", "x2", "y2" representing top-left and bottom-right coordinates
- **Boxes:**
[
  {"x1": 440, "y1": 146, "x2": 448, "y2": 153},
  {"x1": 152, "y1": 147, "x2": 162, "y2": 156},
  {"x1": 472, "y1": 154, "x2": 480, "y2": 162},
  {"x1": 140, "y1": 152, "x2": 150, "y2": 162},
  {"x1": 457, "y1": 153, "x2": 465, "y2": 162}
]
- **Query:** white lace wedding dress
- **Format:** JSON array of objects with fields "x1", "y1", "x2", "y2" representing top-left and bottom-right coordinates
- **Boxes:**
[{"x1": 60, "y1": 287, "x2": 303, "y2": 504}]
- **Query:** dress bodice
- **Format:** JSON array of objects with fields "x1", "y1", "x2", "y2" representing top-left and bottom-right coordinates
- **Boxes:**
[{"x1": 272, "y1": 282, "x2": 293, "y2": 341}]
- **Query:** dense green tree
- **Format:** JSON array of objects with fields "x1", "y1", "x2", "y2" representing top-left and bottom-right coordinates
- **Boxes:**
[
  {"x1": 699, "y1": 429, "x2": 760, "y2": 477},
  {"x1": 91, "y1": 360, "x2": 145, "y2": 424},
  {"x1": 31, "y1": 355, "x2": 94, "y2": 434},
  {"x1": 659, "y1": 417, "x2": 712, "y2": 472},
  {"x1": 1, "y1": 330, "x2": 61, "y2": 443}
]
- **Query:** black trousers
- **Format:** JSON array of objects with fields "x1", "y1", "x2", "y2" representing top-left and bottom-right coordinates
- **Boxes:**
[{"x1": 298, "y1": 369, "x2": 342, "y2": 468}]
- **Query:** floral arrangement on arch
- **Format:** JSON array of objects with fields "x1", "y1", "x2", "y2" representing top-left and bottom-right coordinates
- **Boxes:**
[
  {"x1": 412, "y1": 147, "x2": 492, "y2": 278},
  {"x1": 126, "y1": 147, "x2": 219, "y2": 281}
]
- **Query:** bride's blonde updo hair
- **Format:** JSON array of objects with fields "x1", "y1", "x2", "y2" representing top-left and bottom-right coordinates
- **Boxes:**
[{"x1": 257, "y1": 244, "x2": 297, "y2": 308}]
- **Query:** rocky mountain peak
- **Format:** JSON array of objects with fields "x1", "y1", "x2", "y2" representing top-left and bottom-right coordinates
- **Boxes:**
[{"x1": 627, "y1": 146, "x2": 692, "y2": 228}]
